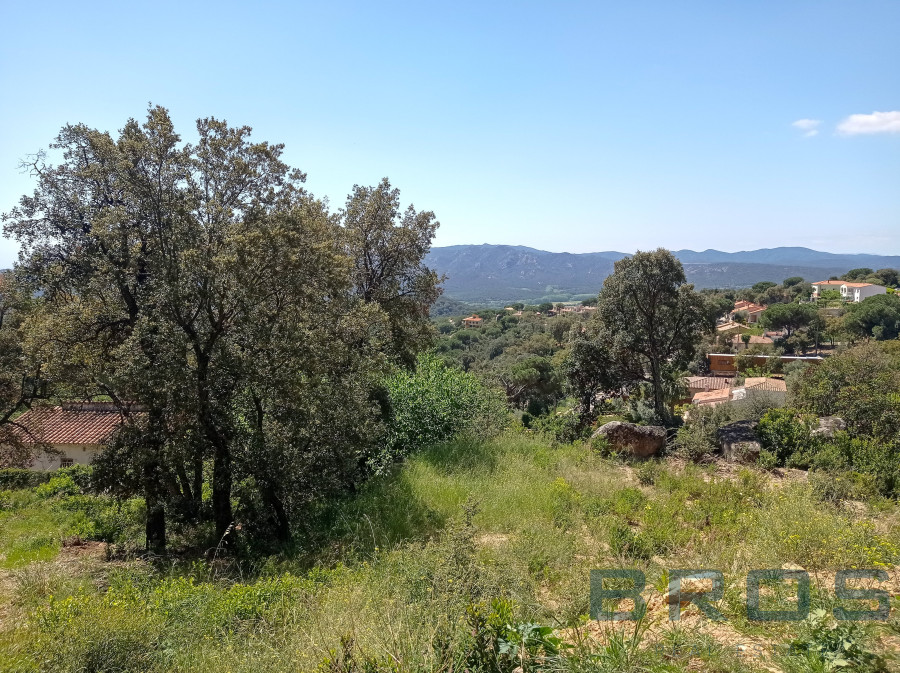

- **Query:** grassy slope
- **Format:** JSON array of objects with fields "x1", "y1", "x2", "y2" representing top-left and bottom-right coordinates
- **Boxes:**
[{"x1": 1, "y1": 433, "x2": 899, "y2": 672}]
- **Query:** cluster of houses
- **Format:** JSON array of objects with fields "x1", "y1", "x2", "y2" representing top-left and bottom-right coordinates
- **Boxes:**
[
  {"x1": 545, "y1": 305, "x2": 598, "y2": 317},
  {"x1": 460, "y1": 305, "x2": 598, "y2": 328}
]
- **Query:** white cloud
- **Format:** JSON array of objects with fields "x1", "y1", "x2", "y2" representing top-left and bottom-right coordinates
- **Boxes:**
[
  {"x1": 836, "y1": 110, "x2": 900, "y2": 135},
  {"x1": 791, "y1": 118, "x2": 821, "y2": 137}
]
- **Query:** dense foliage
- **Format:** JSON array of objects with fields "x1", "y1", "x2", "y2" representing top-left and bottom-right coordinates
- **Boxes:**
[
  {"x1": 0, "y1": 108, "x2": 446, "y2": 551},
  {"x1": 375, "y1": 354, "x2": 506, "y2": 471}
]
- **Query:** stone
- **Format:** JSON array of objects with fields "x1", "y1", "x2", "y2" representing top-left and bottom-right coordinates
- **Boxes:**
[
  {"x1": 717, "y1": 420, "x2": 761, "y2": 462},
  {"x1": 811, "y1": 416, "x2": 846, "y2": 439},
  {"x1": 591, "y1": 421, "x2": 666, "y2": 458}
]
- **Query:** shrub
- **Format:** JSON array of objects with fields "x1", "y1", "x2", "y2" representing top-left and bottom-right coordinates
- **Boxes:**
[
  {"x1": 756, "y1": 408, "x2": 819, "y2": 466},
  {"x1": 34, "y1": 473, "x2": 81, "y2": 499},
  {"x1": 816, "y1": 433, "x2": 900, "y2": 497},
  {"x1": 59, "y1": 464, "x2": 93, "y2": 491},
  {"x1": 532, "y1": 408, "x2": 588, "y2": 444},
  {"x1": 376, "y1": 354, "x2": 507, "y2": 471},
  {"x1": 636, "y1": 461, "x2": 660, "y2": 486},
  {"x1": 0, "y1": 468, "x2": 51, "y2": 490},
  {"x1": 756, "y1": 449, "x2": 778, "y2": 471},
  {"x1": 784, "y1": 608, "x2": 887, "y2": 672},
  {"x1": 809, "y1": 470, "x2": 880, "y2": 504},
  {"x1": 607, "y1": 520, "x2": 654, "y2": 561},
  {"x1": 674, "y1": 404, "x2": 732, "y2": 461}
]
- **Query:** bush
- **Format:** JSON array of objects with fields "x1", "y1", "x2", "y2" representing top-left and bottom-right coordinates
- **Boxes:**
[
  {"x1": 674, "y1": 404, "x2": 732, "y2": 461},
  {"x1": 0, "y1": 468, "x2": 51, "y2": 490},
  {"x1": 815, "y1": 433, "x2": 900, "y2": 497},
  {"x1": 636, "y1": 461, "x2": 660, "y2": 486},
  {"x1": 809, "y1": 470, "x2": 880, "y2": 504},
  {"x1": 58, "y1": 464, "x2": 93, "y2": 491},
  {"x1": 532, "y1": 408, "x2": 589, "y2": 444},
  {"x1": 756, "y1": 408, "x2": 819, "y2": 466},
  {"x1": 34, "y1": 473, "x2": 81, "y2": 499},
  {"x1": 375, "y1": 354, "x2": 507, "y2": 471},
  {"x1": 785, "y1": 608, "x2": 887, "y2": 672}
]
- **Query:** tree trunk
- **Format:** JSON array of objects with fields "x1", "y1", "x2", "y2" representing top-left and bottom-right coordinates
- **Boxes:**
[
  {"x1": 261, "y1": 479, "x2": 290, "y2": 542},
  {"x1": 143, "y1": 407, "x2": 167, "y2": 554},
  {"x1": 145, "y1": 491, "x2": 166, "y2": 555},
  {"x1": 211, "y1": 435, "x2": 233, "y2": 542},
  {"x1": 193, "y1": 452, "x2": 204, "y2": 516},
  {"x1": 650, "y1": 363, "x2": 667, "y2": 424}
]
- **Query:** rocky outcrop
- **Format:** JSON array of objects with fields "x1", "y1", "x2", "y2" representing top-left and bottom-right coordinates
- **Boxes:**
[
  {"x1": 717, "y1": 420, "x2": 761, "y2": 462},
  {"x1": 811, "y1": 416, "x2": 846, "y2": 438},
  {"x1": 592, "y1": 421, "x2": 666, "y2": 458}
]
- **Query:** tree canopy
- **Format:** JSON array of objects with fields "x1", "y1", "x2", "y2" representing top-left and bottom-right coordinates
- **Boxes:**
[
  {"x1": 570, "y1": 249, "x2": 712, "y2": 424},
  {"x1": 843, "y1": 293, "x2": 900, "y2": 341},
  {"x1": 1, "y1": 107, "x2": 442, "y2": 551}
]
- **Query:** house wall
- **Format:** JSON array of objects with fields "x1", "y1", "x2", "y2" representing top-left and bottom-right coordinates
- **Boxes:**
[
  {"x1": 30, "y1": 444, "x2": 103, "y2": 470},
  {"x1": 856, "y1": 285, "x2": 887, "y2": 301}
]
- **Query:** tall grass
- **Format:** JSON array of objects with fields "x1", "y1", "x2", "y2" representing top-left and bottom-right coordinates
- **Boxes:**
[{"x1": 1, "y1": 432, "x2": 897, "y2": 672}]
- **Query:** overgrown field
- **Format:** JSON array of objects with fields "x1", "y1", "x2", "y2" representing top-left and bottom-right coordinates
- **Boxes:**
[{"x1": 2, "y1": 434, "x2": 899, "y2": 672}]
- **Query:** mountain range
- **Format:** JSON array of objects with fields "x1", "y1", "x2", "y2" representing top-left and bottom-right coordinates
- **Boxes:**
[{"x1": 426, "y1": 245, "x2": 900, "y2": 303}]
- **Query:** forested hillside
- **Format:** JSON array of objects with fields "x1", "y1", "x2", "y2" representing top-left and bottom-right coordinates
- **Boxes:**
[{"x1": 427, "y1": 244, "x2": 900, "y2": 302}]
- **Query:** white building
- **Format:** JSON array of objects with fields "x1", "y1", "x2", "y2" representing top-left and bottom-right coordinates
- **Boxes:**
[
  {"x1": 811, "y1": 280, "x2": 886, "y2": 303},
  {"x1": 9, "y1": 402, "x2": 135, "y2": 470}
]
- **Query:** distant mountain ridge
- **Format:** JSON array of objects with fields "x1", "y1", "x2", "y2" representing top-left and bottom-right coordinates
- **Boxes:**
[{"x1": 426, "y1": 244, "x2": 900, "y2": 303}]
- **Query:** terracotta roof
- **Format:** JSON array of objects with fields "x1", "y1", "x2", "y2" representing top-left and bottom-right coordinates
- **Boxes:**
[
  {"x1": 733, "y1": 301, "x2": 766, "y2": 313},
  {"x1": 692, "y1": 389, "x2": 731, "y2": 406},
  {"x1": 686, "y1": 376, "x2": 733, "y2": 391},
  {"x1": 813, "y1": 280, "x2": 844, "y2": 286},
  {"x1": 741, "y1": 377, "x2": 787, "y2": 393},
  {"x1": 12, "y1": 403, "x2": 132, "y2": 446},
  {"x1": 841, "y1": 282, "x2": 875, "y2": 288}
]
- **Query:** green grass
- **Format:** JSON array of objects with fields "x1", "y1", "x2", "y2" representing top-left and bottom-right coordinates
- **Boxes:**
[
  {"x1": 0, "y1": 433, "x2": 898, "y2": 672},
  {"x1": 0, "y1": 490, "x2": 66, "y2": 569}
]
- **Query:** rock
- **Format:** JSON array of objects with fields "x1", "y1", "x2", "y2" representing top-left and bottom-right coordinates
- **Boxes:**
[
  {"x1": 592, "y1": 421, "x2": 666, "y2": 458},
  {"x1": 811, "y1": 416, "x2": 846, "y2": 438},
  {"x1": 717, "y1": 420, "x2": 761, "y2": 462}
]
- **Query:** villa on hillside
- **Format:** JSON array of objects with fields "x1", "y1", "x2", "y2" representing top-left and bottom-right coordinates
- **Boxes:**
[
  {"x1": 811, "y1": 280, "x2": 886, "y2": 302},
  {"x1": 462, "y1": 315, "x2": 484, "y2": 328}
]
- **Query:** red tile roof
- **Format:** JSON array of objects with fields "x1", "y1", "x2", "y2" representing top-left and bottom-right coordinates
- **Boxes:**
[
  {"x1": 733, "y1": 301, "x2": 767, "y2": 313},
  {"x1": 686, "y1": 376, "x2": 733, "y2": 391},
  {"x1": 741, "y1": 377, "x2": 787, "y2": 393},
  {"x1": 12, "y1": 403, "x2": 133, "y2": 446},
  {"x1": 692, "y1": 389, "x2": 731, "y2": 405}
]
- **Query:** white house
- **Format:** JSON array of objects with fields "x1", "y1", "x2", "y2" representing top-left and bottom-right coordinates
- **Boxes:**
[
  {"x1": 9, "y1": 402, "x2": 134, "y2": 470},
  {"x1": 811, "y1": 280, "x2": 886, "y2": 303}
]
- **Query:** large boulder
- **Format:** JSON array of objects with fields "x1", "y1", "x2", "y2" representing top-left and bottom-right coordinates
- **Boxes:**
[
  {"x1": 592, "y1": 421, "x2": 666, "y2": 458},
  {"x1": 811, "y1": 416, "x2": 846, "y2": 439},
  {"x1": 717, "y1": 420, "x2": 761, "y2": 462}
]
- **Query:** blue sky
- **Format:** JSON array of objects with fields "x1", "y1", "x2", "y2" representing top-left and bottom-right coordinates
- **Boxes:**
[{"x1": 1, "y1": 0, "x2": 898, "y2": 267}]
